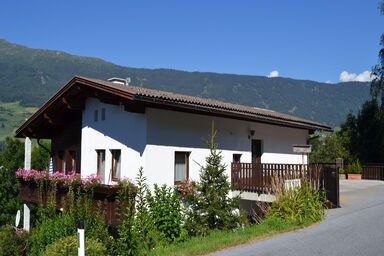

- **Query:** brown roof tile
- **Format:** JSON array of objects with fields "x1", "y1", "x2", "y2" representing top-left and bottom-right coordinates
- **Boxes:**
[
  {"x1": 82, "y1": 76, "x2": 332, "y2": 131},
  {"x1": 15, "y1": 76, "x2": 332, "y2": 138}
]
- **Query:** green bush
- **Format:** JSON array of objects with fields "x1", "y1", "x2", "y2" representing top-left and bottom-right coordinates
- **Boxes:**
[
  {"x1": 0, "y1": 137, "x2": 23, "y2": 226},
  {"x1": 42, "y1": 235, "x2": 107, "y2": 256},
  {"x1": 65, "y1": 189, "x2": 109, "y2": 243},
  {"x1": 29, "y1": 214, "x2": 76, "y2": 256},
  {"x1": 269, "y1": 182, "x2": 325, "y2": 223},
  {"x1": 346, "y1": 161, "x2": 362, "y2": 174},
  {"x1": 114, "y1": 168, "x2": 151, "y2": 256},
  {"x1": 30, "y1": 188, "x2": 110, "y2": 255},
  {"x1": 0, "y1": 226, "x2": 29, "y2": 256},
  {"x1": 147, "y1": 184, "x2": 186, "y2": 243}
]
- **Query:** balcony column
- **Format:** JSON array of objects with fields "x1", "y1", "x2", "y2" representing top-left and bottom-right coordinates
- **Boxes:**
[
  {"x1": 23, "y1": 137, "x2": 32, "y2": 232},
  {"x1": 24, "y1": 137, "x2": 31, "y2": 170}
]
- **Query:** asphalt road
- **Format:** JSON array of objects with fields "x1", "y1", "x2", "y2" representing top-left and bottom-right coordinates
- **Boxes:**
[{"x1": 213, "y1": 180, "x2": 384, "y2": 256}]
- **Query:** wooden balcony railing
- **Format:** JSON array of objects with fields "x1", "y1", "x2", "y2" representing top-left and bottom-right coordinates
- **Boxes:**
[
  {"x1": 19, "y1": 181, "x2": 133, "y2": 225},
  {"x1": 231, "y1": 163, "x2": 326, "y2": 194}
]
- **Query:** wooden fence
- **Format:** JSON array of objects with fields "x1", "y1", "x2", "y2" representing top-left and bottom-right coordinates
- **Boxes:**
[
  {"x1": 231, "y1": 163, "x2": 325, "y2": 194},
  {"x1": 362, "y1": 164, "x2": 384, "y2": 180}
]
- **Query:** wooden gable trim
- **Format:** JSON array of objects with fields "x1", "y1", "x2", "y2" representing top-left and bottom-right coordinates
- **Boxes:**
[{"x1": 15, "y1": 76, "x2": 136, "y2": 138}]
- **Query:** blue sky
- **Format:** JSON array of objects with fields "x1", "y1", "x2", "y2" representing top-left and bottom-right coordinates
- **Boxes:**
[{"x1": 0, "y1": 0, "x2": 382, "y2": 83}]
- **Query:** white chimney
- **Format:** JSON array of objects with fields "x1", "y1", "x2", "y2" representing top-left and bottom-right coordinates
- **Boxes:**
[{"x1": 108, "y1": 77, "x2": 131, "y2": 86}]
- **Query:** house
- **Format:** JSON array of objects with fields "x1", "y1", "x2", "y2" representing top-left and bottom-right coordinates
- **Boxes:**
[{"x1": 16, "y1": 76, "x2": 332, "y2": 194}]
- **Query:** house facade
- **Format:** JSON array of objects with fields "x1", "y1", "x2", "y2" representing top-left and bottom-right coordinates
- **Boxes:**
[{"x1": 16, "y1": 76, "x2": 332, "y2": 188}]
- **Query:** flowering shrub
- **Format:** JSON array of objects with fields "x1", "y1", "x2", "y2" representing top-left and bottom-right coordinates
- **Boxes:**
[{"x1": 175, "y1": 180, "x2": 195, "y2": 199}]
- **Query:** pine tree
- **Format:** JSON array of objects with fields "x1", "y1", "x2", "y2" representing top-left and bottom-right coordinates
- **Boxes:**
[{"x1": 188, "y1": 123, "x2": 244, "y2": 234}]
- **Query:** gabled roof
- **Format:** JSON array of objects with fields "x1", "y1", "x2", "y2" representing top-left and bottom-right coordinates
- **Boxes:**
[{"x1": 16, "y1": 76, "x2": 332, "y2": 138}]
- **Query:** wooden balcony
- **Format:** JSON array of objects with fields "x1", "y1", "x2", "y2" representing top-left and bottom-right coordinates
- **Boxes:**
[
  {"x1": 19, "y1": 181, "x2": 132, "y2": 225},
  {"x1": 231, "y1": 163, "x2": 328, "y2": 194}
]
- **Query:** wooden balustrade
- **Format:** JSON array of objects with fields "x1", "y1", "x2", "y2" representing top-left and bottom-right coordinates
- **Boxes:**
[
  {"x1": 19, "y1": 181, "x2": 134, "y2": 225},
  {"x1": 231, "y1": 163, "x2": 325, "y2": 194}
]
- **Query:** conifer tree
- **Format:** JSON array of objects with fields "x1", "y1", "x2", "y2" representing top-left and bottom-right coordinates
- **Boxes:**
[{"x1": 188, "y1": 123, "x2": 243, "y2": 234}]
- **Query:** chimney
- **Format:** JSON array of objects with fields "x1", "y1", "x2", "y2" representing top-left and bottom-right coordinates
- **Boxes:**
[{"x1": 108, "y1": 77, "x2": 131, "y2": 86}]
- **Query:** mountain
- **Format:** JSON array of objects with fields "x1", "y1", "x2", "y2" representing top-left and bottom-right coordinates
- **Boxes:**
[{"x1": 0, "y1": 39, "x2": 371, "y2": 128}]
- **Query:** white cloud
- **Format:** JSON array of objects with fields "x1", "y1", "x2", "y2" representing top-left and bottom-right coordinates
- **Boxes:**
[
  {"x1": 339, "y1": 70, "x2": 373, "y2": 82},
  {"x1": 325, "y1": 80, "x2": 332, "y2": 84},
  {"x1": 268, "y1": 70, "x2": 279, "y2": 78}
]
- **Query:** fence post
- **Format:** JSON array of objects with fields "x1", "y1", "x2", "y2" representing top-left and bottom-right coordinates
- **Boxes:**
[
  {"x1": 23, "y1": 204, "x2": 30, "y2": 232},
  {"x1": 77, "y1": 219, "x2": 85, "y2": 256}
]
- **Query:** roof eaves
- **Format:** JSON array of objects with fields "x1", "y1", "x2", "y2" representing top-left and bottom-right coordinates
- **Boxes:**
[{"x1": 134, "y1": 94, "x2": 332, "y2": 132}]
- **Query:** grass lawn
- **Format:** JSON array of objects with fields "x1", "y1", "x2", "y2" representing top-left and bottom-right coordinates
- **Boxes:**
[
  {"x1": 0, "y1": 101, "x2": 36, "y2": 140},
  {"x1": 150, "y1": 217, "x2": 314, "y2": 256}
]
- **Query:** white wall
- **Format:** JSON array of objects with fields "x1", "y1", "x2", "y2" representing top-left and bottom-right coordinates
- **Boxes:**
[
  {"x1": 81, "y1": 98, "x2": 309, "y2": 186},
  {"x1": 143, "y1": 108, "x2": 308, "y2": 187},
  {"x1": 81, "y1": 98, "x2": 146, "y2": 184}
]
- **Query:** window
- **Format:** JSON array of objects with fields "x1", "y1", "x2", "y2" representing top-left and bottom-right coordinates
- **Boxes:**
[
  {"x1": 66, "y1": 150, "x2": 76, "y2": 174},
  {"x1": 57, "y1": 151, "x2": 65, "y2": 172},
  {"x1": 111, "y1": 150, "x2": 121, "y2": 181},
  {"x1": 96, "y1": 150, "x2": 105, "y2": 181},
  {"x1": 101, "y1": 108, "x2": 106, "y2": 121},
  {"x1": 233, "y1": 154, "x2": 242, "y2": 163},
  {"x1": 94, "y1": 109, "x2": 98, "y2": 122},
  {"x1": 174, "y1": 152, "x2": 189, "y2": 184}
]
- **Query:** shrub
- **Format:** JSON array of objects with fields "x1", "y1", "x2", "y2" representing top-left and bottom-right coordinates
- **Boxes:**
[
  {"x1": 0, "y1": 226, "x2": 29, "y2": 256},
  {"x1": 29, "y1": 214, "x2": 76, "y2": 256},
  {"x1": 269, "y1": 181, "x2": 325, "y2": 223},
  {"x1": 114, "y1": 167, "x2": 147, "y2": 256},
  {"x1": 42, "y1": 235, "x2": 107, "y2": 256},
  {"x1": 65, "y1": 188, "x2": 109, "y2": 243},
  {"x1": 346, "y1": 161, "x2": 362, "y2": 174},
  {"x1": 147, "y1": 184, "x2": 186, "y2": 243},
  {"x1": 0, "y1": 137, "x2": 23, "y2": 226}
]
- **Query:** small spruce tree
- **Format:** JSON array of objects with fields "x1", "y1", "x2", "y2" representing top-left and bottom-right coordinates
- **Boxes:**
[{"x1": 187, "y1": 123, "x2": 244, "y2": 235}]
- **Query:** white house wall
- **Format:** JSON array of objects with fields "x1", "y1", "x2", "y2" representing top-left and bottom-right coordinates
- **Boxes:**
[
  {"x1": 144, "y1": 108, "x2": 308, "y2": 187},
  {"x1": 81, "y1": 98, "x2": 146, "y2": 184},
  {"x1": 81, "y1": 98, "x2": 309, "y2": 186}
]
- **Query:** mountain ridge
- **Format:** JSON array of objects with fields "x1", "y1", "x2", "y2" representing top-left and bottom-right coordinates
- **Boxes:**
[{"x1": 0, "y1": 39, "x2": 371, "y2": 127}]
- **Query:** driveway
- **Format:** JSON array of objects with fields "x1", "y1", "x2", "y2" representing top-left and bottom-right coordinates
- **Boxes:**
[{"x1": 213, "y1": 180, "x2": 384, "y2": 256}]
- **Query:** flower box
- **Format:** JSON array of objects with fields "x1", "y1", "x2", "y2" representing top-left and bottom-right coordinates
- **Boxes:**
[{"x1": 17, "y1": 169, "x2": 137, "y2": 225}]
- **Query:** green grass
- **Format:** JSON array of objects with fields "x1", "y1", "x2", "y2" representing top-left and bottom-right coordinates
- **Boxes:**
[
  {"x1": 0, "y1": 101, "x2": 36, "y2": 140},
  {"x1": 149, "y1": 217, "x2": 313, "y2": 256}
]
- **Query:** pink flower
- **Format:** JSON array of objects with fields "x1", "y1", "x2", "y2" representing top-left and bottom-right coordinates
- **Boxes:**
[
  {"x1": 15, "y1": 168, "x2": 48, "y2": 183},
  {"x1": 116, "y1": 176, "x2": 134, "y2": 185},
  {"x1": 16, "y1": 169, "x2": 103, "y2": 190},
  {"x1": 82, "y1": 174, "x2": 102, "y2": 189}
]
